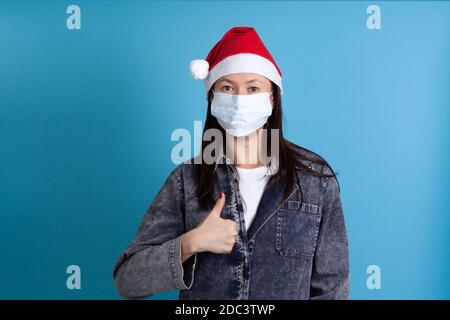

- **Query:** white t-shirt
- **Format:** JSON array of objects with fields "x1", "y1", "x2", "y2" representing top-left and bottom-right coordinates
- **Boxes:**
[{"x1": 235, "y1": 165, "x2": 272, "y2": 231}]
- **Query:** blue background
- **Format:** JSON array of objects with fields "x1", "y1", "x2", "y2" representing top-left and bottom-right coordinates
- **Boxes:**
[{"x1": 1, "y1": 1, "x2": 449, "y2": 299}]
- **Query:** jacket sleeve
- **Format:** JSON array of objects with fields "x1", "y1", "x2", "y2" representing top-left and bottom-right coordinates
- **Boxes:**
[
  {"x1": 309, "y1": 167, "x2": 350, "y2": 300},
  {"x1": 112, "y1": 165, "x2": 197, "y2": 299}
]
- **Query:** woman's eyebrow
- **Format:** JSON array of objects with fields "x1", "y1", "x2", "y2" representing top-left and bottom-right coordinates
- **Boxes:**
[
  {"x1": 245, "y1": 79, "x2": 261, "y2": 84},
  {"x1": 218, "y1": 79, "x2": 234, "y2": 84},
  {"x1": 218, "y1": 78, "x2": 262, "y2": 84}
]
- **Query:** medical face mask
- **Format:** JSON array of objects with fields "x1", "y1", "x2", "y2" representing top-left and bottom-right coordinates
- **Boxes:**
[{"x1": 211, "y1": 91, "x2": 273, "y2": 137}]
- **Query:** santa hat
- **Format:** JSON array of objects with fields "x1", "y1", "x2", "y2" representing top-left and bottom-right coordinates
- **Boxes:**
[{"x1": 189, "y1": 26, "x2": 283, "y2": 97}]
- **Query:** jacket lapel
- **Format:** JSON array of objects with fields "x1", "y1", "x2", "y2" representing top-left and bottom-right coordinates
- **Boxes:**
[
  {"x1": 246, "y1": 174, "x2": 297, "y2": 242},
  {"x1": 213, "y1": 151, "x2": 298, "y2": 243}
]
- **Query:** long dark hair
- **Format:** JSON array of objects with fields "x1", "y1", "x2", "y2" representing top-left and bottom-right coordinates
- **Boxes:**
[{"x1": 192, "y1": 82, "x2": 338, "y2": 211}]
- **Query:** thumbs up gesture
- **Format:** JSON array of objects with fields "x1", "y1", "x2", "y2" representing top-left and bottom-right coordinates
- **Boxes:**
[{"x1": 188, "y1": 192, "x2": 239, "y2": 254}]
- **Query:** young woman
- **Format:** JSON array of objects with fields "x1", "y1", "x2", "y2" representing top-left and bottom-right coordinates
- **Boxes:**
[{"x1": 113, "y1": 26, "x2": 349, "y2": 300}]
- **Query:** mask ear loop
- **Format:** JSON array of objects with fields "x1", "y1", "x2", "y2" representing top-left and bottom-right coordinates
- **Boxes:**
[{"x1": 268, "y1": 91, "x2": 274, "y2": 103}]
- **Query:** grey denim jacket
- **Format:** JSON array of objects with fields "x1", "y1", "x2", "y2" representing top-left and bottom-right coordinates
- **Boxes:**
[{"x1": 113, "y1": 149, "x2": 350, "y2": 300}]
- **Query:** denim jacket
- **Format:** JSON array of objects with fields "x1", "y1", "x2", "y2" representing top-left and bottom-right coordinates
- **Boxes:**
[{"x1": 112, "y1": 148, "x2": 350, "y2": 300}]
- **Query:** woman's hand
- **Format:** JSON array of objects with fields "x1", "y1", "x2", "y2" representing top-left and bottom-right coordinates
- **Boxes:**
[{"x1": 181, "y1": 192, "x2": 238, "y2": 262}]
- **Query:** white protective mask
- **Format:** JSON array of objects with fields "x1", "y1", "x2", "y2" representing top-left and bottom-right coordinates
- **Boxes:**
[{"x1": 211, "y1": 91, "x2": 273, "y2": 137}]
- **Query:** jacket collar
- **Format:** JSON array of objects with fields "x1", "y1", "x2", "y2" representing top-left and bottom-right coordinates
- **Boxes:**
[
  {"x1": 246, "y1": 171, "x2": 298, "y2": 241},
  {"x1": 213, "y1": 150, "x2": 296, "y2": 242}
]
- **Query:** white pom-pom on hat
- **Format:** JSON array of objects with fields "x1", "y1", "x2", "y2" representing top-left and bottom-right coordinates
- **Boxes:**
[{"x1": 190, "y1": 59, "x2": 209, "y2": 80}]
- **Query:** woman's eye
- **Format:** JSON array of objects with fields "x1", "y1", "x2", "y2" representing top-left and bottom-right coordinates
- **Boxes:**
[
  {"x1": 222, "y1": 85, "x2": 233, "y2": 92},
  {"x1": 249, "y1": 87, "x2": 259, "y2": 93}
]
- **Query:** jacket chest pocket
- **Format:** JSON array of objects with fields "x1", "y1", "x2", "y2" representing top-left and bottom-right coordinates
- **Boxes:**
[{"x1": 275, "y1": 200, "x2": 321, "y2": 259}]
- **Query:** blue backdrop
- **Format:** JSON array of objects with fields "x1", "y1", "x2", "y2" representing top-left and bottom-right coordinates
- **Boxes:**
[{"x1": 1, "y1": 1, "x2": 449, "y2": 299}]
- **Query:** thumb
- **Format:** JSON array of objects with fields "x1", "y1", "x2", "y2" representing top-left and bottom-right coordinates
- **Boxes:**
[{"x1": 210, "y1": 192, "x2": 225, "y2": 217}]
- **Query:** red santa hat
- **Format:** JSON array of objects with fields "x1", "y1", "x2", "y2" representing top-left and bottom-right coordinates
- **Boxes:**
[{"x1": 189, "y1": 26, "x2": 283, "y2": 97}]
